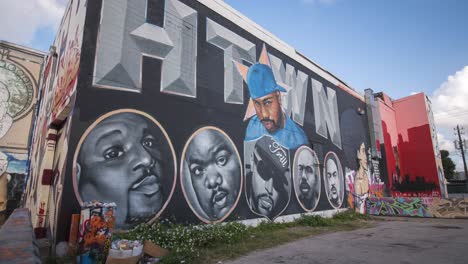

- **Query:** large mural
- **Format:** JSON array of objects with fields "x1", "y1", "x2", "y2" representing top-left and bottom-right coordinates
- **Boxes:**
[
  {"x1": 49, "y1": 0, "x2": 372, "y2": 240},
  {"x1": 23, "y1": 0, "x2": 86, "y2": 240},
  {"x1": 0, "y1": 41, "x2": 44, "y2": 216}
]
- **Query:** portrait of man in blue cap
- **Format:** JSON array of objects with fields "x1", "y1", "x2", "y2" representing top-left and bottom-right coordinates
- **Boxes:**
[{"x1": 245, "y1": 63, "x2": 309, "y2": 150}]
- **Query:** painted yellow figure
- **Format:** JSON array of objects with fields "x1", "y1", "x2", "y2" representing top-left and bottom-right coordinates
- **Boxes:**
[
  {"x1": 354, "y1": 143, "x2": 369, "y2": 213},
  {"x1": 0, "y1": 152, "x2": 9, "y2": 212}
]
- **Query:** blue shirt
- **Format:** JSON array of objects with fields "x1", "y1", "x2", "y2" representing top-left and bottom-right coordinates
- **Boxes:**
[{"x1": 245, "y1": 115, "x2": 309, "y2": 149}]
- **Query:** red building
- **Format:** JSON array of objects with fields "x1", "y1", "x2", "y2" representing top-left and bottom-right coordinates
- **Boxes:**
[{"x1": 375, "y1": 92, "x2": 446, "y2": 197}]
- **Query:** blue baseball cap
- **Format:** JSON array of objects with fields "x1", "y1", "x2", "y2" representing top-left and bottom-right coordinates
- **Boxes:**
[{"x1": 247, "y1": 63, "x2": 286, "y2": 99}]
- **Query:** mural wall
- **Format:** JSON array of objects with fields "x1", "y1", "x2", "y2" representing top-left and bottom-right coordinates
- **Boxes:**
[
  {"x1": 0, "y1": 41, "x2": 44, "y2": 215},
  {"x1": 376, "y1": 93, "x2": 442, "y2": 197},
  {"x1": 51, "y1": 0, "x2": 373, "y2": 239},
  {"x1": 367, "y1": 197, "x2": 468, "y2": 218},
  {"x1": 23, "y1": 0, "x2": 86, "y2": 240}
]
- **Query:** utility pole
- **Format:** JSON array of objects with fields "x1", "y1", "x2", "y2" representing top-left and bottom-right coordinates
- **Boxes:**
[{"x1": 454, "y1": 125, "x2": 468, "y2": 192}]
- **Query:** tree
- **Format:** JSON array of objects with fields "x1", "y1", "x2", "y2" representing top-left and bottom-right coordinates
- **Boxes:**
[{"x1": 440, "y1": 150, "x2": 456, "y2": 181}]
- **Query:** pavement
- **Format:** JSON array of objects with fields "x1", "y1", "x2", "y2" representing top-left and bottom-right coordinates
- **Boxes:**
[{"x1": 224, "y1": 217, "x2": 468, "y2": 264}]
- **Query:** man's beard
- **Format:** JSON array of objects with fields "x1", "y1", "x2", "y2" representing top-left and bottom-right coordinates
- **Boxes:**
[{"x1": 261, "y1": 114, "x2": 283, "y2": 132}]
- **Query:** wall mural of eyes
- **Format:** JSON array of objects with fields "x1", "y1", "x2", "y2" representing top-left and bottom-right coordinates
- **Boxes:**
[
  {"x1": 244, "y1": 135, "x2": 291, "y2": 221},
  {"x1": 323, "y1": 151, "x2": 344, "y2": 209},
  {"x1": 180, "y1": 126, "x2": 243, "y2": 223},
  {"x1": 293, "y1": 146, "x2": 321, "y2": 212},
  {"x1": 72, "y1": 109, "x2": 177, "y2": 230}
]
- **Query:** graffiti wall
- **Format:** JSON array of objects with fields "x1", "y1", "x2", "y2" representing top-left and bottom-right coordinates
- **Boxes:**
[
  {"x1": 52, "y1": 0, "x2": 371, "y2": 239},
  {"x1": 23, "y1": 0, "x2": 86, "y2": 240},
  {"x1": 0, "y1": 41, "x2": 44, "y2": 214},
  {"x1": 376, "y1": 93, "x2": 442, "y2": 197},
  {"x1": 367, "y1": 197, "x2": 468, "y2": 218}
]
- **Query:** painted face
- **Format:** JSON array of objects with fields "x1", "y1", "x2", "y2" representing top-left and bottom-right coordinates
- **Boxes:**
[
  {"x1": 358, "y1": 143, "x2": 368, "y2": 171},
  {"x1": 186, "y1": 129, "x2": 240, "y2": 220},
  {"x1": 326, "y1": 158, "x2": 340, "y2": 201},
  {"x1": 250, "y1": 148, "x2": 284, "y2": 218},
  {"x1": 77, "y1": 113, "x2": 163, "y2": 227},
  {"x1": 253, "y1": 91, "x2": 283, "y2": 133},
  {"x1": 296, "y1": 150, "x2": 317, "y2": 201}
]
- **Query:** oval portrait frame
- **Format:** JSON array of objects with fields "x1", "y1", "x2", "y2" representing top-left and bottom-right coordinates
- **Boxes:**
[
  {"x1": 244, "y1": 136, "x2": 292, "y2": 221},
  {"x1": 180, "y1": 126, "x2": 243, "y2": 224},
  {"x1": 293, "y1": 146, "x2": 321, "y2": 212},
  {"x1": 72, "y1": 109, "x2": 177, "y2": 227},
  {"x1": 322, "y1": 151, "x2": 344, "y2": 209}
]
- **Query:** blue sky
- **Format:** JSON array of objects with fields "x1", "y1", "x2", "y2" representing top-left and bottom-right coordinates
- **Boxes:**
[
  {"x1": 225, "y1": 0, "x2": 468, "y2": 99},
  {"x1": 0, "y1": 0, "x2": 467, "y2": 172}
]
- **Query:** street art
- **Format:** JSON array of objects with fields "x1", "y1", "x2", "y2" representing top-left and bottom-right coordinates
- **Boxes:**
[
  {"x1": 206, "y1": 18, "x2": 256, "y2": 104},
  {"x1": 78, "y1": 202, "x2": 115, "y2": 263},
  {"x1": 51, "y1": 0, "x2": 85, "y2": 120},
  {"x1": 239, "y1": 45, "x2": 309, "y2": 150},
  {"x1": 245, "y1": 136, "x2": 291, "y2": 220},
  {"x1": 39, "y1": 0, "x2": 380, "y2": 240},
  {"x1": 181, "y1": 126, "x2": 242, "y2": 223},
  {"x1": 94, "y1": 0, "x2": 198, "y2": 96},
  {"x1": 73, "y1": 109, "x2": 177, "y2": 229},
  {"x1": 323, "y1": 152, "x2": 344, "y2": 209},
  {"x1": 0, "y1": 152, "x2": 9, "y2": 212},
  {"x1": 425, "y1": 198, "x2": 468, "y2": 218},
  {"x1": 368, "y1": 197, "x2": 468, "y2": 218},
  {"x1": 293, "y1": 146, "x2": 321, "y2": 212},
  {"x1": 367, "y1": 197, "x2": 430, "y2": 217},
  {"x1": 354, "y1": 143, "x2": 370, "y2": 213}
]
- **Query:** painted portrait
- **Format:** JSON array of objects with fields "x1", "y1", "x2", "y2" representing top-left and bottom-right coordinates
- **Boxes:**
[
  {"x1": 239, "y1": 45, "x2": 309, "y2": 150},
  {"x1": 293, "y1": 146, "x2": 321, "y2": 212},
  {"x1": 181, "y1": 127, "x2": 242, "y2": 223},
  {"x1": 323, "y1": 152, "x2": 344, "y2": 209},
  {"x1": 73, "y1": 109, "x2": 176, "y2": 230},
  {"x1": 245, "y1": 136, "x2": 291, "y2": 220}
]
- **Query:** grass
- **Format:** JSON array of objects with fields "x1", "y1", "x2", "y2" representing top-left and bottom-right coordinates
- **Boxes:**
[{"x1": 48, "y1": 211, "x2": 371, "y2": 264}]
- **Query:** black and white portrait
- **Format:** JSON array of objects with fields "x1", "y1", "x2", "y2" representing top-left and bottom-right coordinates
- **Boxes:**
[
  {"x1": 73, "y1": 109, "x2": 176, "y2": 229},
  {"x1": 181, "y1": 127, "x2": 242, "y2": 223},
  {"x1": 293, "y1": 146, "x2": 320, "y2": 212},
  {"x1": 245, "y1": 136, "x2": 291, "y2": 220},
  {"x1": 323, "y1": 152, "x2": 344, "y2": 209}
]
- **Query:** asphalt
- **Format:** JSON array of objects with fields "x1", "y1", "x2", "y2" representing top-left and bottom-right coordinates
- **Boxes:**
[{"x1": 224, "y1": 217, "x2": 468, "y2": 264}]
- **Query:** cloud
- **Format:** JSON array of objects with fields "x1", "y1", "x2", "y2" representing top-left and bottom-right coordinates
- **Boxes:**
[
  {"x1": 431, "y1": 66, "x2": 468, "y2": 130},
  {"x1": 0, "y1": 0, "x2": 66, "y2": 46},
  {"x1": 437, "y1": 133, "x2": 455, "y2": 153}
]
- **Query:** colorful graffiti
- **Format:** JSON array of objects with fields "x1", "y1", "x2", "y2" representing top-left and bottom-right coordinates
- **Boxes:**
[
  {"x1": 367, "y1": 197, "x2": 431, "y2": 217},
  {"x1": 425, "y1": 198, "x2": 468, "y2": 218},
  {"x1": 78, "y1": 202, "x2": 115, "y2": 263}
]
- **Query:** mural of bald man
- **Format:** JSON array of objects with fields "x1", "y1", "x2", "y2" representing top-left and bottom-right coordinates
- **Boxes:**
[
  {"x1": 182, "y1": 127, "x2": 242, "y2": 222},
  {"x1": 75, "y1": 111, "x2": 175, "y2": 229}
]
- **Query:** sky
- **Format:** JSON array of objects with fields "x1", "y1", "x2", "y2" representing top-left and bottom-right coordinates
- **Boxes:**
[{"x1": 0, "y1": 0, "x2": 467, "y2": 172}]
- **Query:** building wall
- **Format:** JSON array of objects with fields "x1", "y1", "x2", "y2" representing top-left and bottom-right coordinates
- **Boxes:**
[
  {"x1": 377, "y1": 92, "x2": 442, "y2": 198},
  {"x1": 23, "y1": 0, "x2": 86, "y2": 240},
  {"x1": 53, "y1": 0, "x2": 376, "y2": 240},
  {"x1": 0, "y1": 41, "x2": 44, "y2": 214}
]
